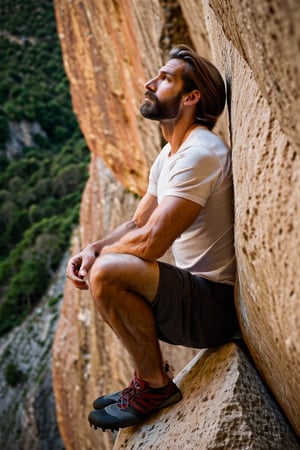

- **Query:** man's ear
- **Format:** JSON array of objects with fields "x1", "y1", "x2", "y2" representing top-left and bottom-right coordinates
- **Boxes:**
[{"x1": 183, "y1": 90, "x2": 201, "y2": 105}]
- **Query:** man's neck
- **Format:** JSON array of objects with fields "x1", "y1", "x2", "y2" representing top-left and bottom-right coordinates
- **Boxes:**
[{"x1": 160, "y1": 118, "x2": 200, "y2": 155}]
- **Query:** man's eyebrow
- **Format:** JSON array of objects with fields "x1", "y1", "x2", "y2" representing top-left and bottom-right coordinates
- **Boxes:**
[{"x1": 159, "y1": 68, "x2": 175, "y2": 76}]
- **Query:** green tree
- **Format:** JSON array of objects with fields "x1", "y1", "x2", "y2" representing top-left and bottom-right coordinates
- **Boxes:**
[
  {"x1": 0, "y1": 0, "x2": 90, "y2": 335},
  {"x1": 6, "y1": 257, "x2": 49, "y2": 307},
  {"x1": 5, "y1": 362, "x2": 24, "y2": 386},
  {"x1": 1, "y1": 200, "x2": 16, "y2": 226}
]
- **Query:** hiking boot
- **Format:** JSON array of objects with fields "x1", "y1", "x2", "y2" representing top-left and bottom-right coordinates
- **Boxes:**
[
  {"x1": 93, "y1": 362, "x2": 174, "y2": 410},
  {"x1": 93, "y1": 390, "x2": 122, "y2": 410},
  {"x1": 88, "y1": 374, "x2": 182, "y2": 431}
]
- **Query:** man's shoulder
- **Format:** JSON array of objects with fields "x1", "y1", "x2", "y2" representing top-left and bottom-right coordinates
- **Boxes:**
[
  {"x1": 187, "y1": 127, "x2": 229, "y2": 150},
  {"x1": 183, "y1": 128, "x2": 231, "y2": 164}
]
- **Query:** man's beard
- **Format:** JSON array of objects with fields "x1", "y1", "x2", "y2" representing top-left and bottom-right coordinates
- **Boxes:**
[{"x1": 140, "y1": 91, "x2": 182, "y2": 121}]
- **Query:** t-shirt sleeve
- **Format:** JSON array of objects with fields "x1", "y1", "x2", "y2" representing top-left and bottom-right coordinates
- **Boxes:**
[
  {"x1": 165, "y1": 147, "x2": 222, "y2": 207},
  {"x1": 147, "y1": 148, "x2": 165, "y2": 197},
  {"x1": 147, "y1": 158, "x2": 159, "y2": 197}
]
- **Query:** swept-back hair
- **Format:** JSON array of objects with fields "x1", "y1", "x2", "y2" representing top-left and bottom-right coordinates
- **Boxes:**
[{"x1": 169, "y1": 45, "x2": 226, "y2": 130}]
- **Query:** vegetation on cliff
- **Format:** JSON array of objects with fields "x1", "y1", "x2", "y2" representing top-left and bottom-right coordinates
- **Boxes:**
[{"x1": 0, "y1": 0, "x2": 89, "y2": 335}]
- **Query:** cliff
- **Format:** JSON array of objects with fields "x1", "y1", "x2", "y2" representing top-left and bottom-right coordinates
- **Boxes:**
[
  {"x1": 0, "y1": 253, "x2": 67, "y2": 450},
  {"x1": 52, "y1": 0, "x2": 300, "y2": 448}
]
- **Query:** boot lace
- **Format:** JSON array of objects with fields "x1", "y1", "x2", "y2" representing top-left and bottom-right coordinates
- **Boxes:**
[{"x1": 118, "y1": 377, "x2": 142, "y2": 409}]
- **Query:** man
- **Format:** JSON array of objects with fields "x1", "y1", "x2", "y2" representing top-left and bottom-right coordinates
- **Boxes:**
[{"x1": 66, "y1": 44, "x2": 238, "y2": 431}]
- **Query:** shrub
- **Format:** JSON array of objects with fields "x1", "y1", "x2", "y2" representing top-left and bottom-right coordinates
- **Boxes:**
[
  {"x1": 5, "y1": 362, "x2": 24, "y2": 387},
  {"x1": 0, "y1": 114, "x2": 9, "y2": 142},
  {"x1": 0, "y1": 0, "x2": 90, "y2": 335}
]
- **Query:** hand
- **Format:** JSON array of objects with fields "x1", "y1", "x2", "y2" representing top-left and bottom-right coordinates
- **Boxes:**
[{"x1": 66, "y1": 244, "x2": 97, "y2": 290}]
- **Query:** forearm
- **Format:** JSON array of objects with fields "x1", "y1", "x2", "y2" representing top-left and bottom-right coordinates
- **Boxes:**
[
  {"x1": 85, "y1": 220, "x2": 138, "y2": 256},
  {"x1": 67, "y1": 212, "x2": 154, "y2": 290},
  {"x1": 101, "y1": 221, "x2": 171, "y2": 261},
  {"x1": 101, "y1": 196, "x2": 202, "y2": 261},
  {"x1": 86, "y1": 193, "x2": 158, "y2": 257}
]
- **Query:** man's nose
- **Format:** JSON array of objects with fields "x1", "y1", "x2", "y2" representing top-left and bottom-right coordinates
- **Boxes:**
[{"x1": 144, "y1": 76, "x2": 157, "y2": 91}]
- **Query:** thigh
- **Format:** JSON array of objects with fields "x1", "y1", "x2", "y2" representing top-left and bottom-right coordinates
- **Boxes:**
[
  {"x1": 151, "y1": 261, "x2": 238, "y2": 348},
  {"x1": 89, "y1": 252, "x2": 160, "y2": 303}
]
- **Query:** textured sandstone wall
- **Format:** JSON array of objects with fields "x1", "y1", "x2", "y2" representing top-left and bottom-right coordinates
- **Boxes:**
[
  {"x1": 52, "y1": 0, "x2": 300, "y2": 448},
  {"x1": 180, "y1": 0, "x2": 300, "y2": 436},
  {"x1": 54, "y1": 0, "x2": 162, "y2": 196},
  {"x1": 115, "y1": 343, "x2": 300, "y2": 449},
  {"x1": 198, "y1": 0, "x2": 300, "y2": 437}
]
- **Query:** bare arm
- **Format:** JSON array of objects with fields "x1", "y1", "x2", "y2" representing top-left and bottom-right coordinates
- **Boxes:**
[
  {"x1": 90, "y1": 192, "x2": 159, "y2": 252},
  {"x1": 66, "y1": 193, "x2": 158, "y2": 289},
  {"x1": 102, "y1": 195, "x2": 202, "y2": 261}
]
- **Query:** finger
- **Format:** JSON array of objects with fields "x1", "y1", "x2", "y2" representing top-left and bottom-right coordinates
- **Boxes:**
[
  {"x1": 75, "y1": 283, "x2": 89, "y2": 290},
  {"x1": 66, "y1": 274, "x2": 89, "y2": 290},
  {"x1": 78, "y1": 268, "x2": 87, "y2": 278},
  {"x1": 67, "y1": 257, "x2": 84, "y2": 279},
  {"x1": 78, "y1": 254, "x2": 96, "y2": 278},
  {"x1": 71, "y1": 260, "x2": 83, "y2": 278}
]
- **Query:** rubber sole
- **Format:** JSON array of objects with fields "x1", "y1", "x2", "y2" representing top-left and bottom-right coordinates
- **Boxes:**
[
  {"x1": 93, "y1": 364, "x2": 174, "y2": 411},
  {"x1": 88, "y1": 389, "x2": 182, "y2": 432}
]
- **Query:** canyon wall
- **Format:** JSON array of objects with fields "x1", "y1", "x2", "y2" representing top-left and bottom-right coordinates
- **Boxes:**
[{"x1": 53, "y1": 0, "x2": 300, "y2": 448}]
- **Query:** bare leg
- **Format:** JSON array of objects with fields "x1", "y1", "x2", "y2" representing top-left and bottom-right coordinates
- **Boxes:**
[{"x1": 89, "y1": 253, "x2": 169, "y2": 388}]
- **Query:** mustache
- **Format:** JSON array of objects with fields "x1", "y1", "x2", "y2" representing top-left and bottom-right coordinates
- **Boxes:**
[{"x1": 144, "y1": 91, "x2": 157, "y2": 102}]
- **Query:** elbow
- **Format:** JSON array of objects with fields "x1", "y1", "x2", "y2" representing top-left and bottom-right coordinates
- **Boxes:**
[{"x1": 138, "y1": 235, "x2": 169, "y2": 261}]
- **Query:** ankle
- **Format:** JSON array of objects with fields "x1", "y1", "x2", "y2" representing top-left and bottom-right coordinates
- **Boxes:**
[{"x1": 136, "y1": 371, "x2": 169, "y2": 389}]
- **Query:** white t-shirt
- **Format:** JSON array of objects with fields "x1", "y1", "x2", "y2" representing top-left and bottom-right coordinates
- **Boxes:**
[{"x1": 147, "y1": 127, "x2": 236, "y2": 285}]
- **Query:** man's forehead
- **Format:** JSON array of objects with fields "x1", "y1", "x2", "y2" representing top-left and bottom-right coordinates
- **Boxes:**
[{"x1": 160, "y1": 59, "x2": 185, "y2": 75}]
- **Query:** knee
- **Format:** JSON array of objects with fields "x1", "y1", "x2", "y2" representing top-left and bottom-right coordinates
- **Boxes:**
[
  {"x1": 89, "y1": 254, "x2": 116, "y2": 298},
  {"x1": 89, "y1": 253, "x2": 134, "y2": 322}
]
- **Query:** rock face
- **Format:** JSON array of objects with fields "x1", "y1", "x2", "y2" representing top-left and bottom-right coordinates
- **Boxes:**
[
  {"x1": 54, "y1": 0, "x2": 163, "y2": 196},
  {"x1": 0, "y1": 253, "x2": 67, "y2": 450},
  {"x1": 6, "y1": 120, "x2": 46, "y2": 159},
  {"x1": 198, "y1": 0, "x2": 300, "y2": 437},
  {"x1": 52, "y1": 0, "x2": 300, "y2": 448},
  {"x1": 115, "y1": 343, "x2": 300, "y2": 449}
]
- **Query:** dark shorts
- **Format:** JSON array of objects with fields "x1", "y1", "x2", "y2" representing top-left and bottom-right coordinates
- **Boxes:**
[{"x1": 151, "y1": 261, "x2": 239, "y2": 349}]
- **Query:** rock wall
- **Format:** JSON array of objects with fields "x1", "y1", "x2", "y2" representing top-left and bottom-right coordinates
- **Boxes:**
[
  {"x1": 54, "y1": 0, "x2": 163, "y2": 196},
  {"x1": 53, "y1": 0, "x2": 300, "y2": 448},
  {"x1": 0, "y1": 253, "x2": 68, "y2": 450},
  {"x1": 198, "y1": 0, "x2": 300, "y2": 437},
  {"x1": 115, "y1": 343, "x2": 300, "y2": 449}
]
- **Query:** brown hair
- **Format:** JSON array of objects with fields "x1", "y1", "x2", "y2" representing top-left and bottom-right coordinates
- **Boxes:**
[{"x1": 169, "y1": 45, "x2": 226, "y2": 130}]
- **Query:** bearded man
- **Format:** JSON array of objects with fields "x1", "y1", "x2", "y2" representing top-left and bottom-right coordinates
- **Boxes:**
[{"x1": 66, "y1": 44, "x2": 238, "y2": 431}]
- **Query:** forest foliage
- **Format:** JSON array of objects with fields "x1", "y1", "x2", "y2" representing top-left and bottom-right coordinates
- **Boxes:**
[{"x1": 0, "y1": 0, "x2": 90, "y2": 335}]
